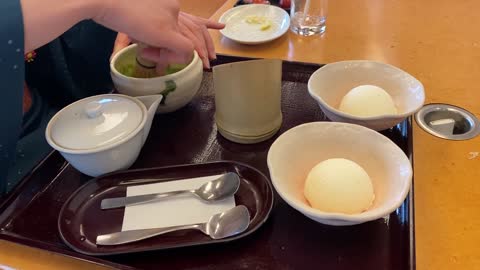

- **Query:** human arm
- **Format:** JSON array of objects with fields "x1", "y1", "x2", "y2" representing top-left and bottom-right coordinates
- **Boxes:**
[
  {"x1": 21, "y1": 0, "x2": 100, "y2": 52},
  {"x1": 21, "y1": 0, "x2": 193, "y2": 55}
]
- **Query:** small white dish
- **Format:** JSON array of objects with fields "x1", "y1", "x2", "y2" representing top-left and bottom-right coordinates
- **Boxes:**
[
  {"x1": 219, "y1": 4, "x2": 290, "y2": 45},
  {"x1": 267, "y1": 122, "x2": 412, "y2": 226},
  {"x1": 308, "y1": 60, "x2": 425, "y2": 131}
]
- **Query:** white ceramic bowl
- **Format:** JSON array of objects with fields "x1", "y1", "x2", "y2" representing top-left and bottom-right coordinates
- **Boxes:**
[
  {"x1": 110, "y1": 44, "x2": 203, "y2": 113},
  {"x1": 267, "y1": 122, "x2": 412, "y2": 226},
  {"x1": 308, "y1": 61, "x2": 425, "y2": 131}
]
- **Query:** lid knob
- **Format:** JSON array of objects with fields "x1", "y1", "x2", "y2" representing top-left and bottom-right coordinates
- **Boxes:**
[{"x1": 85, "y1": 101, "x2": 103, "y2": 119}]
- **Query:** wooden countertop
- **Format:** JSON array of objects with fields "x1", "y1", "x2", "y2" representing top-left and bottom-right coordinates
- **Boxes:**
[
  {"x1": 209, "y1": 1, "x2": 480, "y2": 269},
  {"x1": 1, "y1": 0, "x2": 480, "y2": 269}
]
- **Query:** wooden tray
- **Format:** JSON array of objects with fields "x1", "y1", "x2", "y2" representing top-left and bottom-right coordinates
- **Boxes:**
[{"x1": 0, "y1": 55, "x2": 415, "y2": 270}]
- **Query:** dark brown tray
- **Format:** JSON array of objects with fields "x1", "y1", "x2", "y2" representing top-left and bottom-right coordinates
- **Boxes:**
[
  {"x1": 58, "y1": 162, "x2": 274, "y2": 256},
  {"x1": 0, "y1": 55, "x2": 415, "y2": 270}
]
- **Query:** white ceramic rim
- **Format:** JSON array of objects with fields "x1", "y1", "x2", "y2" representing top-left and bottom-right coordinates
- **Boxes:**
[
  {"x1": 307, "y1": 60, "x2": 426, "y2": 121},
  {"x1": 110, "y1": 45, "x2": 200, "y2": 82},
  {"x1": 45, "y1": 94, "x2": 147, "y2": 154},
  {"x1": 267, "y1": 121, "x2": 413, "y2": 223},
  {"x1": 218, "y1": 4, "x2": 291, "y2": 45}
]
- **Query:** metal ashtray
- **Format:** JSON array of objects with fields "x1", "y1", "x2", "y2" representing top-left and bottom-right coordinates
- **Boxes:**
[{"x1": 415, "y1": 104, "x2": 480, "y2": 140}]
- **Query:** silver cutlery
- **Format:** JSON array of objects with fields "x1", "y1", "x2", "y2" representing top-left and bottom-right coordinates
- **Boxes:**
[
  {"x1": 96, "y1": 205, "x2": 250, "y2": 245},
  {"x1": 100, "y1": 172, "x2": 241, "y2": 210}
]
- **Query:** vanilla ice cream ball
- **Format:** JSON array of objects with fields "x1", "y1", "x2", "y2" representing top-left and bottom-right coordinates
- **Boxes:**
[
  {"x1": 339, "y1": 85, "x2": 397, "y2": 117},
  {"x1": 304, "y1": 158, "x2": 375, "y2": 214}
]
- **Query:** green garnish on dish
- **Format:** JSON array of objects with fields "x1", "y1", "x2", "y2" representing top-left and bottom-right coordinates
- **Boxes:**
[{"x1": 159, "y1": 80, "x2": 177, "y2": 105}]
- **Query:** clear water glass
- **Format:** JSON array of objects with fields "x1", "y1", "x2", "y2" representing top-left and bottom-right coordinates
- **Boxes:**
[{"x1": 290, "y1": 0, "x2": 328, "y2": 36}]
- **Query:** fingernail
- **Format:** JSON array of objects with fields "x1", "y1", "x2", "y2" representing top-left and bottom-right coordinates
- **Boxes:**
[{"x1": 204, "y1": 57, "x2": 210, "y2": 68}]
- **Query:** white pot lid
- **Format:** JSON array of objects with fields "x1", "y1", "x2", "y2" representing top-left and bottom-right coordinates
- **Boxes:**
[{"x1": 48, "y1": 95, "x2": 144, "y2": 150}]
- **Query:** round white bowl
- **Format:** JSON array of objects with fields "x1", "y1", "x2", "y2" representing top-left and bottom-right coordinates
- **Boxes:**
[
  {"x1": 267, "y1": 122, "x2": 412, "y2": 226},
  {"x1": 110, "y1": 44, "x2": 203, "y2": 113},
  {"x1": 308, "y1": 60, "x2": 425, "y2": 131}
]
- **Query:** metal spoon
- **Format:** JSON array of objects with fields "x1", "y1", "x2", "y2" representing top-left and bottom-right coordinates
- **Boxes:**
[
  {"x1": 100, "y1": 172, "x2": 241, "y2": 210},
  {"x1": 96, "y1": 205, "x2": 251, "y2": 245}
]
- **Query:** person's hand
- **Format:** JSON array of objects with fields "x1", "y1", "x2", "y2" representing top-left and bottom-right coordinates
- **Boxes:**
[
  {"x1": 111, "y1": 32, "x2": 131, "y2": 61},
  {"x1": 111, "y1": 12, "x2": 224, "y2": 71},
  {"x1": 95, "y1": 0, "x2": 194, "y2": 62},
  {"x1": 176, "y1": 12, "x2": 225, "y2": 66},
  {"x1": 111, "y1": 33, "x2": 191, "y2": 74},
  {"x1": 142, "y1": 12, "x2": 224, "y2": 70}
]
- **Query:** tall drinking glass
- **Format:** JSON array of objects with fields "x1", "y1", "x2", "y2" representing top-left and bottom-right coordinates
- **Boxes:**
[{"x1": 290, "y1": 0, "x2": 328, "y2": 36}]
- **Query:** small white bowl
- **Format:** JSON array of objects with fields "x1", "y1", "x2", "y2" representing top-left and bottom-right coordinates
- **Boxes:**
[
  {"x1": 267, "y1": 122, "x2": 412, "y2": 226},
  {"x1": 110, "y1": 44, "x2": 203, "y2": 113},
  {"x1": 308, "y1": 61, "x2": 425, "y2": 131}
]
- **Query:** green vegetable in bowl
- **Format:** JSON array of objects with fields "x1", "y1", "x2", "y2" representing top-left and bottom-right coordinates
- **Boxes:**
[
  {"x1": 118, "y1": 63, "x2": 188, "y2": 78},
  {"x1": 118, "y1": 64, "x2": 135, "y2": 77},
  {"x1": 165, "y1": 64, "x2": 188, "y2": 75}
]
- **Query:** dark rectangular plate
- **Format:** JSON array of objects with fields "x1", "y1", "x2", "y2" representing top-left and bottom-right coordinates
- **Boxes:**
[
  {"x1": 0, "y1": 55, "x2": 415, "y2": 270},
  {"x1": 58, "y1": 161, "x2": 274, "y2": 256}
]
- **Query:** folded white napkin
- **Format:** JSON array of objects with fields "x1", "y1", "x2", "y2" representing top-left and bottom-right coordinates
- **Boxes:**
[{"x1": 122, "y1": 174, "x2": 236, "y2": 231}]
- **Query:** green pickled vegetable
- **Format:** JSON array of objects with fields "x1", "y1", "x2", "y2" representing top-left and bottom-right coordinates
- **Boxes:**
[
  {"x1": 118, "y1": 63, "x2": 188, "y2": 78},
  {"x1": 165, "y1": 63, "x2": 188, "y2": 75},
  {"x1": 118, "y1": 63, "x2": 135, "y2": 77}
]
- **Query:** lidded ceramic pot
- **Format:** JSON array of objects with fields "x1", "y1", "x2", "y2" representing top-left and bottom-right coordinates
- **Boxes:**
[{"x1": 45, "y1": 94, "x2": 162, "y2": 177}]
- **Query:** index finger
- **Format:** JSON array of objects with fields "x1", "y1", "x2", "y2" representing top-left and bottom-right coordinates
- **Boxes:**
[
  {"x1": 111, "y1": 33, "x2": 131, "y2": 61},
  {"x1": 180, "y1": 13, "x2": 225, "y2": 29}
]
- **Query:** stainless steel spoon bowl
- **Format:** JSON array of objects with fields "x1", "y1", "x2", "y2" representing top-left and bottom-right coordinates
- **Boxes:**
[
  {"x1": 96, "y1": 205, "x2": 251, "y2": 245},
  {"x1": 101, "y1": 172, "x2": 241, "y2": 210}
]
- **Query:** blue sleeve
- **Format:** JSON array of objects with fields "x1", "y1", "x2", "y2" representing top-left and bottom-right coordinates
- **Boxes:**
[{"x1": 0, "y1": 0, "x2": 24, "y2": 196}]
